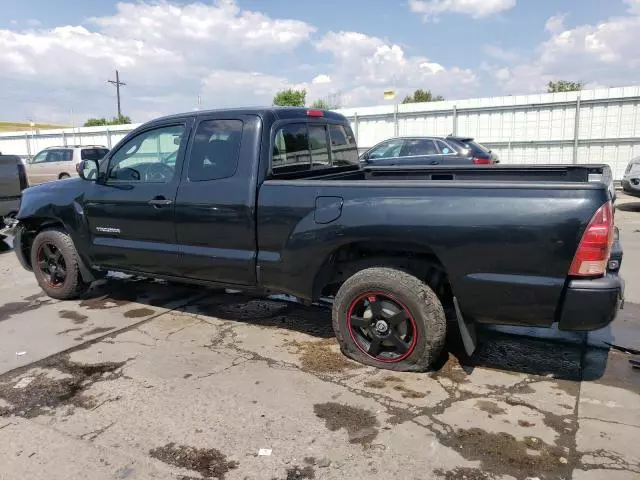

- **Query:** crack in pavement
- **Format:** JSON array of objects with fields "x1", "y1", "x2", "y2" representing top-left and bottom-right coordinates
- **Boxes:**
[
  {"x1": 80, "y1": 421, "x2": 117, "y2": 441},
  {"x1": 2, "y1": 293, "x2": 635, "y2": 479}
]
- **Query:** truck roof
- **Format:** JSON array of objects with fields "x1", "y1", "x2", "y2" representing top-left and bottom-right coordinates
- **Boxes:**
[{"x1": 151, "y1": 107, "x2": 348, "y2": 124}]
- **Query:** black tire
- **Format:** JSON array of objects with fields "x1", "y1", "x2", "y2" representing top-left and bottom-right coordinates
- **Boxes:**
[
  {"x1": 59, "y1": 173, "x2": 70, "y2": 180},
  {"x1": 30, "y1": 228, "x2": 88, "y2": 300},
  {"x1": 332, "y1": 267, "x2": 446, "y2": 372}
]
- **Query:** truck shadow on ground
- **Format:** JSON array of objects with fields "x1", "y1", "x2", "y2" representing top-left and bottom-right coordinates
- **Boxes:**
[
  {"x1": 0, "y1": 237, "x2": 12, "y2": 254},
  {"x1": 82, "y1": 277, "x2": 609, "y2": 382},
  {"x1": 438, "y1": 327, "x2": 608, "y2": 383},
  {"x1": 616, "y1": 201, "x2": 640, "y2": 212}
]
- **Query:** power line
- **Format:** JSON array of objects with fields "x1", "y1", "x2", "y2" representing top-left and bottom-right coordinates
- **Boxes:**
[{"x1": 107, "y1": 70, "x2": 126, "y2": 118}]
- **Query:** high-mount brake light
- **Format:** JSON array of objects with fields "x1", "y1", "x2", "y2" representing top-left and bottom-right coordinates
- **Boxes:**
[{"x1": 306, "y1": 109, "x2": 324, "y2": 117}]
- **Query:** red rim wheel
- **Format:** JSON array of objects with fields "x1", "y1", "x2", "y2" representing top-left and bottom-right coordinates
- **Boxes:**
[{"x1": 347, "y1": 292, "x2": 418, "y2": 363}]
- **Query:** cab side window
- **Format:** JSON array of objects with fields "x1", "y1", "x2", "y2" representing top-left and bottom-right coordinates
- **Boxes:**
[
  {"x1": 187, "y1": 120, "x2": 243, "y2": 182},
  {"x1": 107, "y1": 124, "x2": 184, "y2": 183}
]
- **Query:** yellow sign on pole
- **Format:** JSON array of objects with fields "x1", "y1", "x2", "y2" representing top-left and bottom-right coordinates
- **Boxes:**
[{"x1": 383, "y1": 90, "x2": 396, "y2": 100}]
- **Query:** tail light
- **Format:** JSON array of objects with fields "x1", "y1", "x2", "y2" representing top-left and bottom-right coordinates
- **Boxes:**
[
  {"x1": 307, "y1": 109, "x2": 324, "y2": 117},
  {"x1": 76, "y1": 162, "x2": 82, "y2": 173},
  {"x1": 472, "y1": 157, "x2": 493, "y2": 165},
  {"x1": 569, "y1": 201, "x2": 614, "y2": 277},
  {"x1": 17, "y1": 162, "x2": 29, "y2": 191}
]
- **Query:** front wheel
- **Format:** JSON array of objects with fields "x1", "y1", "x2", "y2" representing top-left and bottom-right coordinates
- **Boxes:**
[
  {"x1": 30, "y1": 228, "x2": 88, "y2": 300},
  {"x1": 332, "y1": 267, "x2": 446, "y2": 372}
]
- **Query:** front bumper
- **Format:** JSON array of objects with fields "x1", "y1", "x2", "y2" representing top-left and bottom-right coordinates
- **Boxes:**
[
  {"x1": 558, "y1": 274, "x2": 624, "y2": 331},
  {"x1": 2, "y1": 221, "x2": 32, "y2": 271},
  {"x1": 622, "y1": 178, "x2": 640, "y2": 197}
]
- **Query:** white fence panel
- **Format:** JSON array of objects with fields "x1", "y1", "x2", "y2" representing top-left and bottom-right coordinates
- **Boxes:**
[{"x1": 2, "y1": 86, "x2": 640, "y2": 179}]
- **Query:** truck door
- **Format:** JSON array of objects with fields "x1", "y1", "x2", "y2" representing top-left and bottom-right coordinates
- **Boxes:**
[
  {"x1": 174, "y1": 114, "x2": 260, "y2": 286},
  {"x1": 82, "y1": 120, "x2": 192, "y2": 275}
]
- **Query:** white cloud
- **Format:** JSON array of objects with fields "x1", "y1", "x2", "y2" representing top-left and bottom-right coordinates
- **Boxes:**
[
  {"x1": 624, "y1": 0, "x2": 640, "y2": 13},
  {"x1": 312, "y1": 74, "x2": 332, "y2": 84},
  {"x1": 545, "y1": 13, "x2": 567, "y2": 33},
  {"x1": 0, "y1": 0, "x2": 316, "y2": 122},
  {"x1": 314, "y1": 30, "x2": 477, "y2": 105},
  {"x1": 496, "y1": 11, "x2": 640, "y2": 93},
  {"x1": 483, "y1": 44, "x2": 520, "y2": 62},
  {"x1": 495, "y1": 67, "x2": 511, "y2": 82},
  {"x1": 408, "y1": 0, "x2": 516, "y2": 20}
]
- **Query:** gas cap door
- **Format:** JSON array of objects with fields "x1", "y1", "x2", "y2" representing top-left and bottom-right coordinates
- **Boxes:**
[{"x1": 314, "y1": 196, "x2": 343, "y2": 224}]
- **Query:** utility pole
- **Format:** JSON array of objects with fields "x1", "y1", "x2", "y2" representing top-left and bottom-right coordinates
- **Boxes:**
[{"x1": 107, "y1": 70, "x2": 126, "y2": 118}]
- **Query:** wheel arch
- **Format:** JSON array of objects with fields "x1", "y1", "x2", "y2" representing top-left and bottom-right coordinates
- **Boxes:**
[
  {"x1": 18, "y1": 218, "x2": 97, "y2": 283},
  {"x1": 312, "y1": 240, "x2": 452, "y2": 304}
]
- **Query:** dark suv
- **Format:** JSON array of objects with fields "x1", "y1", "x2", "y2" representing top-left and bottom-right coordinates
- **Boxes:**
[{"x1": 360, "y1": 135, "x2": 499, "y2": 166}]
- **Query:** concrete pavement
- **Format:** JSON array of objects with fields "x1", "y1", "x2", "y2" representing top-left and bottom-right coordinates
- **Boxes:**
[{"x1": 0, "y1": 195, "x2": 638, "y2": 480}]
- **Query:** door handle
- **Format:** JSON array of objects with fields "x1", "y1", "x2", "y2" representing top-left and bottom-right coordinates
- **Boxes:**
[
  {"x1": 430, "y1": 160, "x2": 440, "y2": 165},
  {"x1": 148, "y1": 197, "x2": 173, "y2": 207}
]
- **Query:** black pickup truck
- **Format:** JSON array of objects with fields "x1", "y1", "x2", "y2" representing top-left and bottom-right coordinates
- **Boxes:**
[{"x1": 9, "y1": 107, "x2": 624, "y2": 371}]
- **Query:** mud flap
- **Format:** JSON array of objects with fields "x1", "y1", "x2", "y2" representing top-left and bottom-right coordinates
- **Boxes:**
[{"x1": 454, "y1": 297, "x2": 476, "y2": 356}]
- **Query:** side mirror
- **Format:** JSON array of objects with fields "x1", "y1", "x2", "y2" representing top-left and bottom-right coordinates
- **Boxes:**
[
  {"x1": 360, "y1": 152, "x2": 369, "y2": 162},
  {"x1": 78, "y1": 159, "x2": 99, "y2": 181}
]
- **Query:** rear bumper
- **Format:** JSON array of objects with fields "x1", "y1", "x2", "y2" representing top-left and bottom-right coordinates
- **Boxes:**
[{"x1": 558, "y1": 274, "x2": 624, "y2": 331}]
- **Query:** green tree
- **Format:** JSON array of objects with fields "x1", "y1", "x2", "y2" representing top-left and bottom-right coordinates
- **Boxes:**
[
  {"x1": 309, "y1": 98, "x2": 341, "y2": 110},
  {"x1": 547, "y1": 80, "x2": 584, "y2": 93},
  {"x1": 273, "y1": 88, "x2": 307, "y2": 107},
  {"x1": 402, "y1": 89, "x2": 445, "y2": 104},
  {"x1": 310, "y1": 99, "x2": 330, "y2": 109},
  {"x1": 109, "y1": 114, "x2": 132, "y2": 125},
  {"x1": 84, "y1": 117, "x2": 108, "y2": 127},
  {"x1": 83, "y1": 114, "x2": 132, "y2": 127}
]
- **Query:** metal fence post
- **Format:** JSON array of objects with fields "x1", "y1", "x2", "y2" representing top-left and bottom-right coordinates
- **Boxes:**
[
  {"x1": 393, "y1": 104, "x2": 399, "y2": 137},
  {"x1": 353, "y1": 113, "x2": 358, "y2": 142},
  {"x1": 106, "y1": 128, "x2": 112, "y2": 148},
  {"x1": 25, "y1": 133, "x2": 31, "y2": 157},
  {"x1": 452, "y1": 105, "x2": 458, "y2": 135},
  {"x1": 62, "y1": 131, "x2": 67, "y2": 147},
  {"x1": 573, "y1": 95, "x2": 581, "y2": 165}
]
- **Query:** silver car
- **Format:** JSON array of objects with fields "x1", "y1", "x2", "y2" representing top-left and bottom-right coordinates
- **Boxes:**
[
  {"x1": 622, "y1": 156, "x2": 640, "y2": 198},
  {"x1": 26, "y1": 145, "x2": 109, "y2": 185}
]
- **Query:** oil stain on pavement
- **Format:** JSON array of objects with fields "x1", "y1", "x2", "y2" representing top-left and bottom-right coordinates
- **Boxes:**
[
  {"x1": 0, "y1": 355, "x2": 125, "y2": 418},
  {"x1": 149, "y1": 442, "x2": 238, "y2": 479}
]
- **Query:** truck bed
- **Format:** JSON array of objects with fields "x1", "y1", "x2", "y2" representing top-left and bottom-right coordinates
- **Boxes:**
[{"x1": 258, "y1": 163, "x2": 613, "y2": 327}]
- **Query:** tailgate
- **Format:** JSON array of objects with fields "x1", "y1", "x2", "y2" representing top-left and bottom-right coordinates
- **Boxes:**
[{"x1": 0, "y1": 155, "x2": 23, "y2": 198}]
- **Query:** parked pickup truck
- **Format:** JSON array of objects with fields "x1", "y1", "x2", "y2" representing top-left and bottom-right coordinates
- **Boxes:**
[
  {"x1": 0, "y1": 154, "x2": 29, "y2": 227},
  {"x1": 8, "y1": 107, "x2": 624, "y2": 371}
]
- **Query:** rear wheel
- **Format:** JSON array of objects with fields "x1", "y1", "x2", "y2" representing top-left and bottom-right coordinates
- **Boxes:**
[
  {"x1": 59, "y1": 173, "x2": 70, "y2": 180},
  {"x1": 333, "y1": 267, "x2": 446, "y2": 371},
  {"x1": 30, "y1": 228, "x2": 88, "y2": 300}
]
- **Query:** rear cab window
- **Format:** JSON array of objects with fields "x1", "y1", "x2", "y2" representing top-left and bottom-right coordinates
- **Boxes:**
[{"x1": 271, "y1": 122, "x2": 358, "y2": 175}]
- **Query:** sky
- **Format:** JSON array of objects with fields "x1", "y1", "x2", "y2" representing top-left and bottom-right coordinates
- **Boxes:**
[{"x1": 1, "y1": 0, "x2": 639, "y2": 125}]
